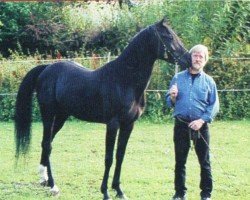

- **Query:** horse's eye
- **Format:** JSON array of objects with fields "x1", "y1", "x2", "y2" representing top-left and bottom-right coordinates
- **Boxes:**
[{"x1": 163, "y1": 33, "x2": 173, "y2": 40}]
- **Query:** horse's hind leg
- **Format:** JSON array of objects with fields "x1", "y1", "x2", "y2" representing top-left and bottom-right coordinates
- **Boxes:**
[
  {"x1": 39, "y1": 106, "x2": 67, "y2": 195},
  {"x1": 51, "y1": 112, "x2": 68, "y2": 140},
  {"x1": 112, "y1": 122, "x2": 134, "y2": 199},
  {"x1": 39, "y1": 112, "x2": 68, "y2": 186},
  {"x1": 101, "y1": 118, "x2": 119, "y2": 200}
]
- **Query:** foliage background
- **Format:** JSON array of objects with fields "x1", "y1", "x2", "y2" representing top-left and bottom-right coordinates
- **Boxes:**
[{"x1": 0, "y1": 1, "x2": 249, "y2": 122}]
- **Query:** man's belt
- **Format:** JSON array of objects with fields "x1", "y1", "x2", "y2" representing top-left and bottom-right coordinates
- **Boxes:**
[
  {"x1": 175, "y1": 116, "x2": 201, "y2": 140},
  {"x1": 175, "y1": 116, "x2": 191, "y2": 124}
]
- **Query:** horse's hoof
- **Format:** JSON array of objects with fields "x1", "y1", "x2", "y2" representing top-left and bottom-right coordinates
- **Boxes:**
[
  {"x1": 39, "y1": 165, "x2": 48, "y2": 187},
  {"x1": 103, "y1": 193, "x2": 112, "y2": 200},
  {"x1": 50, "y1": 185, "x2": 60, "y2": 196},
  {"x1": 39, "y1": 180, "x2": 48, "y2": 187},
  {"x1": 115, "y1": 194, "x2": 128, "y2": 200},
  {"x1": 103, "y1": 197, "x2": 112, "y2": 200},
  {"x1": 103, "y1": 195, "x2": 112, "y2": 200}
]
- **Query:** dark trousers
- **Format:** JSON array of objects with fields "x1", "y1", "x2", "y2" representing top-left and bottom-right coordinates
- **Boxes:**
[{"x1": 174, "y1": 118, "x2": 212, "y2": 198}]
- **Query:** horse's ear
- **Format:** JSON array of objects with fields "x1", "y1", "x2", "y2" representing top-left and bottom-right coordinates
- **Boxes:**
[{"x1": 160, "y1": 16, "x2": 169, "y2": 28}]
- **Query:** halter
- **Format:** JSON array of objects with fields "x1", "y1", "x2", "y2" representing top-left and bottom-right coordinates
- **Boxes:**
[{"x1": 150, "y1": 26, "x2": 189, "y2": 66}]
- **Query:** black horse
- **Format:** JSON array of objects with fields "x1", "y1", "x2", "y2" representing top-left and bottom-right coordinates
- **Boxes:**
[{"x1": 14, "y1": 18, "x2": 190, "y2": 200}]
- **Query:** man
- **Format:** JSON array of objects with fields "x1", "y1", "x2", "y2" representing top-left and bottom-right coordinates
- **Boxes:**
[{"x1": 166, "y1": 44, "x2": 219, "y2": 200}]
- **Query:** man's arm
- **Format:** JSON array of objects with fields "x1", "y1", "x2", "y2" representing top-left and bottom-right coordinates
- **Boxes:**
[
  {"x1": 201, "y1": 81, "x2": 219, "y2": 123},
  {"x1": 166, "y1": 76, "x2": 178, "y2": 107}
]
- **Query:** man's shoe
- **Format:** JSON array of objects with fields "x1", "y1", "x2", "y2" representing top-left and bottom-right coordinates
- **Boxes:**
[
  {"x1": 201, "y1": 197, "x2": 211, "y2": 200},
  {"x1": 172, "y1": 194, "x2": 187, "y2": 200}
]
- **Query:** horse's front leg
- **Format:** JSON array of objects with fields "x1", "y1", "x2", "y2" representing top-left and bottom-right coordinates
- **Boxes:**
[
  {"x1": 112, "y1": 122, "x2": 134, "y2": 200},
  {"x1": 101, "y1": 118, "x2": 119, "y2": 200}
]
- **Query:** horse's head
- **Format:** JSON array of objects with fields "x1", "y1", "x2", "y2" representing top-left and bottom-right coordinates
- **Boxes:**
[{"x1": 151, "y1": 18, "x2": 191, "y2": 70}]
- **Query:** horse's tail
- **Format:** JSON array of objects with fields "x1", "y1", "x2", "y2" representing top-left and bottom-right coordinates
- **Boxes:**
[{"x1": 14, "y1": 64, "x2": 48, "y2": 158}]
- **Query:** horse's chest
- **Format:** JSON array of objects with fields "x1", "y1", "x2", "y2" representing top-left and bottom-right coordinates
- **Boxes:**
[
  {"x1": 122, "y1": 102, "x2": 143, "y2": 122},
  {"x1": 131, "y1": 103, "x2": 143, "y2": 117}
]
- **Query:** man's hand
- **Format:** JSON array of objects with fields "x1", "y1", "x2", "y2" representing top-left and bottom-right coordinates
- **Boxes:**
[
  {"x1": 188, "y1": 119, "x2": 205, "y2": 131},
  {"x1": 170, "y1": 84, "x2": 178, "y2": 103}
]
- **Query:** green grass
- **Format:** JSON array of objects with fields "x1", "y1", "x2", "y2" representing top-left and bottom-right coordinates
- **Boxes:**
[{"x1": 0, "y1": 120, "x2": 249, "y2": 200}]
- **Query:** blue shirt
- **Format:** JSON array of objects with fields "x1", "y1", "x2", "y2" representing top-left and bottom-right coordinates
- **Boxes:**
[{"x1": 166, "y1": 69, "x2": 219, "y2": 123}]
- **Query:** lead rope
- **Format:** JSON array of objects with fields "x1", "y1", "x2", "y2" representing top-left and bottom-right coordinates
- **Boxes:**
[
  {"x1": 199, "y1": 132, "x2": 232, "y2": 180},
  {"x1": 174, "y1": 62, "x2": 178, "y2": 84},
  {"x1": 176, "y1": 117, "x2": 199, "y2": 150},
  {"x1": 177, "y1": 116, "x2": 232, "y2": 181}
]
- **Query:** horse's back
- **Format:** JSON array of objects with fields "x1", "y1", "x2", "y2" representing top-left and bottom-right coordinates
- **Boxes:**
[
  {"x1": 36, "y1": 61, "x2": 107, "y2": 121},
  {"x1": 37, "y1": 61, "x2": 96, "y2": 90}
]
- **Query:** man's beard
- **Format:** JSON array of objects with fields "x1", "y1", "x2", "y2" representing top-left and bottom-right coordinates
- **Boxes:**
[{"x1": 191, "y1": 63, "x2": 203, "y2": 71}]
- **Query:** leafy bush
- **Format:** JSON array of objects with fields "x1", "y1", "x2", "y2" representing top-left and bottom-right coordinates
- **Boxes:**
[
  {"x1": 0, "y1": 2, "x2": 66, "y2": 57},
  {"x1": 1, "y1": 1, "x2": 248, "y2": 58}
]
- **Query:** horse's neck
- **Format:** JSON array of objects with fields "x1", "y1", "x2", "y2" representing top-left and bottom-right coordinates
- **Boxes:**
[{"x1": 115, "y1": 36, "x2": 156, "y2": 92}]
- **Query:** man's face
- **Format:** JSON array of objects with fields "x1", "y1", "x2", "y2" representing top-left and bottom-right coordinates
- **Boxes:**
[{"x1": 191, "y1": 51, "x2": 206, "y2": 72}]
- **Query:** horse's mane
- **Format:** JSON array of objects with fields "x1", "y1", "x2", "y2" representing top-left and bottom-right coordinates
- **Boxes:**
[
  {"x1": 118, "y1": 27, "x2": 152, "y2": 64},
  {"x1": 97, "y1": 26, "x2": 155, "y2": 82}
]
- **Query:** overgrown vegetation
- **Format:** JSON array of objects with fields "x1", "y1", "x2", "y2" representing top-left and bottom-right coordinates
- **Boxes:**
[
  {"x1": 0, "y1": 1, "x2": 249, "y2": 57},
  {"x1": 0, "y1": 1, "x2": 249, "y2": 121}
]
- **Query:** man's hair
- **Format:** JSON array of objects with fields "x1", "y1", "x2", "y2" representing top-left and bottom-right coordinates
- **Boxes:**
[{"x1": 189, "y1": 44, "x2": 209, "y2": 62}]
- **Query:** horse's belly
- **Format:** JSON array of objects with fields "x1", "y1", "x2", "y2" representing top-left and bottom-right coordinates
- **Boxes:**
[
  {"x1": 73, "y1": 108, "x2": 106, "y2": 123},
  {"x1": 76, "y1": 115, "x2": 105, "y2": 123},
  {"x1": 61, "y1": 95, "x2": 116, "y2": 123}
]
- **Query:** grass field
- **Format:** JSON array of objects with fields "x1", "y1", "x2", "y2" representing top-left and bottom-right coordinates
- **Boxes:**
[{"x1": 0, "y1": 120, "x2": 249, "y2": 200}]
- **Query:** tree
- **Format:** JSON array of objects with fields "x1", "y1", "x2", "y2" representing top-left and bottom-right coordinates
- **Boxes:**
[
  {"x1": 0, "y1": 2, "x2": 65, "y2": 57},
  {"x1": 210, "y1": 1, "x2": 249, "y2": 56}
]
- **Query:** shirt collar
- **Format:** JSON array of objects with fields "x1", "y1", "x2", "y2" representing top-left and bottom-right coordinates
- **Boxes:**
[{"x1": 186, "y1": 69, "x2": 203, "y2": 77}]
